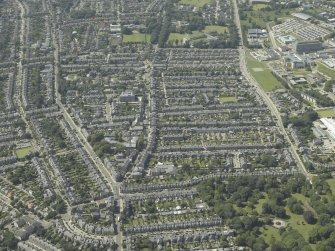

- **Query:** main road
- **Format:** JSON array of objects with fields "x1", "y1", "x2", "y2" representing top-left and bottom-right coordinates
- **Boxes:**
[
  {"x1": 231, "y1": 0, "x2": 311, "y2": 180},
  {"x1": 48, "y1": 5, "x2": 124, "y2": 248}
]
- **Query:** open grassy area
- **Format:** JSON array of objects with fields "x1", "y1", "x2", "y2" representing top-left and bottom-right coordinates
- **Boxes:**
[
  {"x1": 317, "y1": 62, "x2": 335, "y2": 79},
  {"x1": 292, "y1": 68, "x2": 311, "y2": 77},
  {"x1": 240, "y1": 8, "x2": 291, "y2": 29},
  {"x1": 168, "y1": 26, "x2": 227, "y2": 45},
  {"x1": 261, "y1": 225, "x2": 281, "y2": 245},
  {"x1": 179, "y1": 0, "x2": 211, "y2": 8},
  {"x1": 168, "y1": 33, "x2": 190, "y2": 44},
  {"x1": 285, "y1": 206, "x2": 315, "y2": 243},
  {"x1": 246, "y1": 53, "x2": 283, "y2": 92},
  {"x1": 255, "y1": 193, "x2": 315, "y2": 247},
  {"x1": 219, "y1": 96, "x2": 237, "y2": 103},
  {"x1": 123, "y1": 33, "x2": 150, "y2": 43},
  {"x1": 202, "y1": 25, "x2": 228, "y2": 34},
  {"x1": 255, "y1": 194, "x2": 268, "y2": 214},
  {"x1": 15, "y1": 146, "x2": 34, "y2": 158},
  {"x1": 252, "y1": 4, "x2": 270, "y2": 10},
  {"x1": 65, "y1": 74, "x2": 79, "y2": 81},
  {"x1": 317, "y1": 109, "x2": 335, "y2": 118},
  {"x1": 168, "y1": 31, "x2": 202, "y2": 45},
  {"x1": 326, "y1": 178, "x2": 335, "y2": 195}
]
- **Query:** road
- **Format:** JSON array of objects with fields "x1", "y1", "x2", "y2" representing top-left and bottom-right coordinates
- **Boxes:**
[
  {"x1": 232, "y1": 0, "x2": 312, "y2": 180},
  {"x1": 50, "y1": 8, "x2": 124, "y2": 248},
  {"x1": 266, "y1": 22, "x2": 278, "y2": 49}
]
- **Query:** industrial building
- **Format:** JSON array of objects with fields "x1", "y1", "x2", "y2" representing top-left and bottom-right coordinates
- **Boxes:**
[
  {"x1": 279, "y1": 35, "x2": 297, "y2": 45},
  {"x1": 294, "y1": 41, "x2": 323, "y2": 54},
  {"x1": 320, "y1": 118, "x2": 335, "y2": 141}
]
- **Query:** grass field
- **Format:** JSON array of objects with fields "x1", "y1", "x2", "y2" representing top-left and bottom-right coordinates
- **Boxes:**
[
  {"x1": 317, "y1": 109, "x2": 335, "y2": 118},
  {"x1": 179, "y1": 0, "x2": 211, "y2": 8},
  {"x1": 202, "y1": 25, "x2": 228, "y2": 33},
  {"x1": 241, "y1": 9, "x2": 291, "y2": 29},
  {"x1": 168, "y1": 31, "x2": 202, "y2": 45},
  {"x1": 65, "y1": 74, "x2": 79, "y2": 81},
  {"x1": 168, "y1": 26, "x2": 227, "y2": 45},
  {"x1": 317, "y1": 62, "x2": 335, "y2": 79},
  {"x1": 292, "y1": 68, "x2": 311, "y2": 77},
  {"x1": 254, "y1": 193, "x2": 316, "y2": 250},
  {"x1": 15, "y1": 146, "x2": 34, "y2": 158},
  {"x1": 285, "y1": 206, "x2": 315, "y2": 243},
  {"x1": 252, "y1": 4, "x2": 269, "y2": 10},
  {"x1": 123, "y1": 33, "x2": 150, "y2": 43},
  {"x1": 168, "y1": 33, "x2": 191, "y2": 44},
  {"x1": 219, "y1": 96, "x2": 237, "y2": 103},
  {"x1": 326, "y1": 178, "x2": 335, "y2": 195},
  {"x1": 261, "y1": 225, "x2": 281, "y2": 245},
  {"x1": 246, "y1": 53, "x2": 283, "y2": 92}
]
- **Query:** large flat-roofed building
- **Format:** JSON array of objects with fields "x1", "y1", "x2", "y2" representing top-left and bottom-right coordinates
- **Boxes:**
[
  {"x1": 279, "y1": 35, "x2": 297, "y2": 45},
  {"x1": 247, "y1": 28, "x2": 268, "y2": 39},
  {"x1": 284, "y1": 54, "x2": 305, "y2": 69},
  {"x1": 294, "y1": 41, "x2": 323, "y2": 54},
  {"x1": 291, "y1": 12, "x2": 312, "y2": 21},
  {"x1": 320, "y1": 118, "x2": 335, "y2": 140},
  {"x1": 120, "y1": 90, "x2": 136, "y2": 102},
  {"x1": 323, "y1": 59, "x2": 335, "y2": 68}
]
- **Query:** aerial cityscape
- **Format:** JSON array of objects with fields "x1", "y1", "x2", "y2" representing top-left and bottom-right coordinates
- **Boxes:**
[{"x1": 0, "y1": 0, "x2": 335, "y2": 250}]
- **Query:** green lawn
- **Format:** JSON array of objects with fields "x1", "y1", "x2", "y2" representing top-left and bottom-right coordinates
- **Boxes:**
[
  {"x1": 326, "y1": 178, "x2": 335, "y2": 195},
  {"x1": 168, "y1": 26, "x2": 227, "y2": 45},
  {"x1": 292, "y1": 68, "x2": 311, "y2": 77},
  {"x1": 317, "y1": 62, "x2": 335, "y2": 79},
  {"x1": 202, "y1": 25, "x2": 228, "y2": 34},
  {"x1": 255, "y1": 195, "x2": 268, "y2": 214},
  {"x1": 317, "y1": 109, "x2": 335, "y2": 118},
  {"x1": 292, "y1": 193, "x2": 316, "y2": 214},
  {"x1": 179, "y1": 0, "x2": 211, "y2": 8},
  {"x1": 219, "y1": 96, "x2": 237, "y2": 103},
  {"x1": 246, "y1": 53, "x2": 283, "y2": 92},
  {"x1": 255, "y1": 193, "x2": 315, "y2": 248},
  {"x1": 285, "y1": 206, "x2": 315, "y2": 243},
  {"x1": 15, "y1": 146, "x2": 34, "y2": 158},
  {"x1": 65, "y1": 74, "x2": 79, "y2": 81},
  {"x1": 168, "y1": 31, "x2": 202, "y2": 45},
  {"x1": 169, "y1": 33, "x2": 190, "y2": 44},
  {"x1": 261, "y1": 225, "x2": 281, "y2": 245},
  {"x1": 123, "y1": 33, "x2": 151, "y2": 43},
  {"x1": 252, "y1": 4, "x2": 270, "y2": 10},
  {"x1": 241, "y1": 9, "x2": 291, "y2": 29}
]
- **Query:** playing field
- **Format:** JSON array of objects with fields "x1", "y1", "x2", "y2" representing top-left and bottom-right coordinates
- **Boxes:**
[
  {"x1": 252, "y1": 4, "x2": 269, "y2": 10},
  {"x1": 15, "y1": 146, "x2": 34, "y2": 158},
  {"x1": 168, "y1": 31, "x2": 202, "y2": 45},
  {"x1": 202, "y1": 25, "x2": 228, "y2": 33},
  {"x1": 246, "y1": 53, "x2": 283, "y2": 92},
  {"x1": 123, "y1": 33, "x2": 151, "y2": 43},
  {"x1": 179, "y1": 0, "x2": 211, "y2": 8},
  {"x1": 219, "y1": 96, "x2": 237, "y2": 103},
  {"x1": 317, "y1": 109, "x2": 335, "y2": 118}
]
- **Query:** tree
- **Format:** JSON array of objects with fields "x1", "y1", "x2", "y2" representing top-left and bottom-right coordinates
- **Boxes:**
[
  {"x1": 318, "y1": 213, "x2": 331, "y2": 226},
  {"x1": 271, "y1": 242, "x2": 287, "y2": 251},
  {"x1": 215, "y1": 203, "x2": 235, "y2": 219},
  {"x1": 324, "y1": 81, "x2": 334, "y2": 92},
  {"x1": 121, "y1": 27, "x2": 133, "y2": 35},
  {"x1": 1, "y1": 231, "x2": 18, "y2": 250},
  {"x1": 303, "y1": 210, "x2": 316, "y2": 224}
]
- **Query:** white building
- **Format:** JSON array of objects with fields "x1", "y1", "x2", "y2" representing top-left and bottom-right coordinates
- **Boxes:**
[{"x1": 320, "y1": 118, "x2": 335, "y2": 140}]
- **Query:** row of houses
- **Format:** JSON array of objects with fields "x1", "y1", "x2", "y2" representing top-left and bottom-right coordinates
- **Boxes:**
[{"x1": 124, "y1": 218, "x2": 224, "y2": 234}]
